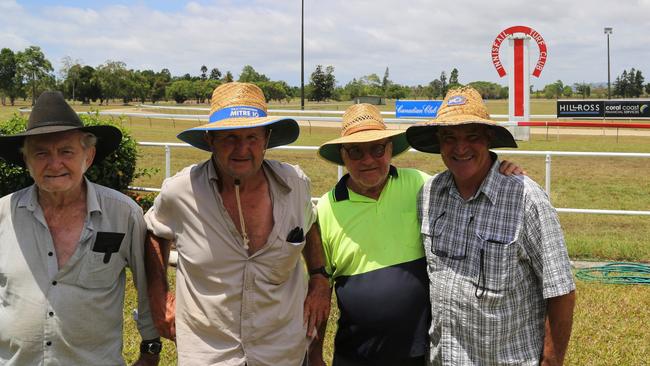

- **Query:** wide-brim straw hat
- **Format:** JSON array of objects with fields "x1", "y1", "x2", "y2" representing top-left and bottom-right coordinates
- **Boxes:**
[
  {"x1": 0, "y1": 91, "x2": 122, "y2": 167},
  {"x1": 318, "y1": 103, "x2": 410, "y2": 165},
  {"x1": 177, "y1": 82, "x2": 299, "y2": 151},
  {"x1": 406, "y1": 86, "x2": 517, "y2": 153}
]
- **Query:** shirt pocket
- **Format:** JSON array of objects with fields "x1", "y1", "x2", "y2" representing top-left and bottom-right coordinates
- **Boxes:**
[
  {"x1": 77, "y1": 251, "x2": 125, "y2": 289},
  {"x1": 422, "y1": 212, "x2": 461, "y2": 260},
  {"x1": 267, "y1": 237, "x2": 306, "y2": 285},
  {"x1": 474, "y1": 233, "x2": 518, "y2": 295}
]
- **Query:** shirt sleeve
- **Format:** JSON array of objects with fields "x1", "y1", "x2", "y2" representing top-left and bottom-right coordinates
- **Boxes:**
[
  {"x1": 143, "y1": 184, "x2": 176, "y2": 241},
  {"x1": 128, "y1": 206, "x2": 160, "y2": 340},
  {"x1": 521, "y1": 179, "x2": 576, "y2": 299}
]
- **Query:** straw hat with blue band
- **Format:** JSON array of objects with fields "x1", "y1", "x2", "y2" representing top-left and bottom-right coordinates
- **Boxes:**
[
  {"x1": 177, "y1": 82, "x2": 299, "y2": 151},
  {"x1": 318, "y1": 103, "x2": 410, "y2": 165},
  {"x1": 405, "y1": 86, "x2": 517, "y2": 154}
]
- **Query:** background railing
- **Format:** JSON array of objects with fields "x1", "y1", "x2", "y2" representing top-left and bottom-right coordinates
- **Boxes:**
[{"x1": 131, "y1": 142, "x2": 650, "y2": 216}]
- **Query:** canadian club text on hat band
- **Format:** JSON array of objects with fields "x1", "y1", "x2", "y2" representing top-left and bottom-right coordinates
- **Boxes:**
[{"x1": 209, "y1": 106, "x2": 267, "y2": 123}]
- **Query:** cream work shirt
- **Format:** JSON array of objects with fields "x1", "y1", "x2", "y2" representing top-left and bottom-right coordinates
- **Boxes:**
[
  {"x1": 0, "y1": 178, "x2": 158, "y2": 366},
  {"x1": 145, "y1": 159, "x2": 316, "y2": 366}
]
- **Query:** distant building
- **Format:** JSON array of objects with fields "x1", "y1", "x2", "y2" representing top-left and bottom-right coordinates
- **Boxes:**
[{"x1": 354, "y1": 96, "x2": 385, "y2": 105}]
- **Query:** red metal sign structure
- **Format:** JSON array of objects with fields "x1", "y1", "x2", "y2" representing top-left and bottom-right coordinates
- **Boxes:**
[{"x1": 491, "y1": 25, "x2": 547, "y2": 78}]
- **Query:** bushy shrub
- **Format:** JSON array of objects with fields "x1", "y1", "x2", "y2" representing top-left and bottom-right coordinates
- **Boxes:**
[{"x1": 0, "y1": 112, "x2": 148, "y2": 197}]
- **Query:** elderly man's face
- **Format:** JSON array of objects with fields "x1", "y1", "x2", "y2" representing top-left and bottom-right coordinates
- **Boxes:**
[
  {"x1": 23, "y1": 130, "x2": 95, "y2": 194},
  {"x1": 206, "y1": 127, "x2": 268, "y2": 180},
  {"x1": 341, "y1": 138, "x2": 393, "y2": 193},
  {"x1": 438, "y1": 124, "x2": 493, "y2": 185}
]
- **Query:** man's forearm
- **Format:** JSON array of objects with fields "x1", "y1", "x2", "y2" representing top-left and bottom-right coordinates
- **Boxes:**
[
  {"x1": 144, "y1": 232, "x2": 173, "y2": 297},
  {"x1": 542, "y1": 290, "x2": 576, "y2": 366},
  {"x1": 302, "y1": 222, "x2": 326, "y2": 271}
]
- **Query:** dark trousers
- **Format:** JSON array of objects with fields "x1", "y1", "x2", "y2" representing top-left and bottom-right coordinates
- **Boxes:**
[{"x1": 332, "y1": 353, "x2": 426, "y2": 366}]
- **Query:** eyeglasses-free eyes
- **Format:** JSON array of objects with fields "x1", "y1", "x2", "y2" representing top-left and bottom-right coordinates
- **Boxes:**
[{"x1": 341, "y1": 142, "x2": 390, "y2": 161}]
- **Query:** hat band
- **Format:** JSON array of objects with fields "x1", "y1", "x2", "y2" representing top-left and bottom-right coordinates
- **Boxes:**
[{"x1": 209, "y1": 106, "x2": 267, "y2": 123}]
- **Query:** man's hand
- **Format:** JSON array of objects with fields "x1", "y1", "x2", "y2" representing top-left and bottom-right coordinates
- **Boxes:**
[
  {"x1": 132, "y1": 353, "x2": 159, "y2": 366},
  {"x1": 499, "y1": 159, "x2": 526, "y2": 176},
  {"x1": 303, "y1": 275, "x2": 331, "y2": 338}
]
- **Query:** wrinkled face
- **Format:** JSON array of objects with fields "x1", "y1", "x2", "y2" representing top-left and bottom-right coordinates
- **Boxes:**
[
  {"x1": 23, "y1": 130, "x2": 95, "y2": 194},
  {"x1": 438, "y1": 124, "x2": 493, "y2": 185},
  {"x1": 341, "y1": 138, "x2": 393, "y2": 192},
  {"x1": 205, "y1": 127, "x2": 269, "y2": 180}
]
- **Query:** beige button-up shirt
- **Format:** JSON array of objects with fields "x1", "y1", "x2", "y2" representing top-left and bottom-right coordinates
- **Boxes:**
[
  {"x1": 0, "y1": 178, "x2": 158, "y2": 366},
  {"x1": 145, "y1": 159, "x2": 316, "y2": 366}
]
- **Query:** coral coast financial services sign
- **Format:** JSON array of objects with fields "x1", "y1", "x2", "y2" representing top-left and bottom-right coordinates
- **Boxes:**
[
  {"x1": 492, "y1": 25, "x2": 547, "y2": 78},
  {"x1": 557, "y1": 100, "x2": 650, "y2": 118}
]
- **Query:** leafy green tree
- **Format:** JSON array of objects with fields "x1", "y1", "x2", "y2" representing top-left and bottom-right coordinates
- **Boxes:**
[
  {"x1": 543, "y1": 80, "x2": 564, "y2": 99},
  {"x1": 16, "y1": 46, "x2": 53, "y2": 105},
  {"x1": 166, "y1": 79, "x2": 194, "y2": 103},
  {"x1": 449, "y1": 68, "x2": 459, "y2": 85},
  {"x1": 210, "y1": 67, "x2": 222, "y2": 80},
  {"x1": 75, "y1": 65, "x2": 101, "y2": 104},
  {"x1": 562, "y1": 85, "x2": 573, "y2": 98},
  {"x1": 224, "y1": 71, "x2": 234, "y2": 83},
  {"x1": 95, "y1": 60, "x2": 130, "y2": 104},
  {"x1": 439, "y1": 71, "x2": 448, "y2": 94},
  {"x1": 238, "y1": 65, "x2": 269, "y2": 83},
  {"x1": 60, "y1": 56, "x2": 83, "y2": 102},
  {"x1": 200, "y1": 65, "x2": 208, "y2": 80},
  {"x1": 257, "y1": 81, "x2": 290, "y2": 102},
  {"x1": 428, "y1": 79, "x2": 443, "y2": 99},
  {"x1": 381, "y1": 67, "x2": 391, "y2": 94},
  {"x1": 0, "y1": 48, "x2": 21, "y2": 105},
  {"x1": 574, "y1": 83, "x2": 591, "y2": 98},
  {"x1": 468, "y1": 81, "x2": 505, "y2": 99},
  {"x1": 308, "y1": 65, "x2": 336, "y2": 102}
]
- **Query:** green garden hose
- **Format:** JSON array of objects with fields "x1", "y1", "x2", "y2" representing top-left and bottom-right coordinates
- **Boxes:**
[{"x1": 575, "y1": 262, "x2": 650, "y2": 285}]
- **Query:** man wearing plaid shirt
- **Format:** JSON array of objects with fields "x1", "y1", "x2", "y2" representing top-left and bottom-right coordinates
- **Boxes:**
[{"x1": 406, "y1": 86, "x2": 576, "y2": 366}]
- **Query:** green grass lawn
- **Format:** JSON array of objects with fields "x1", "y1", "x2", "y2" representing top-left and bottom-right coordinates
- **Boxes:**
[{"x1": 2, "y1": 100, "x2": 649, "y2": 365}]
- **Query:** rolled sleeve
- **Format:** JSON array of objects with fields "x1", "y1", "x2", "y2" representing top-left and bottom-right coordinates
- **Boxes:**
[{"x1": 144, "y1": 187, "x2": 176, "y2": 241}]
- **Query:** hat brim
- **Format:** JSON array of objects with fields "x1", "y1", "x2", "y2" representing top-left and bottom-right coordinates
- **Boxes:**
[
  {"x1": 318, "y1": 129, "x2": 410, "y2": 165},
  {"x1": 177, "y1": 117, "x2": 299, "y2": 151},
  {"x1": 0, "y1": 125, "x2": 122, "y2": 167},
  {"x1": 406, "y1": 119, "x2": 517, "y2": 154}
]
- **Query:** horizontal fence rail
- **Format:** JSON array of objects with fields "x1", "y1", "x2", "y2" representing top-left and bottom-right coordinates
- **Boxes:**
[{"x1": 133, "y1": 142, "x2": 650, "y2": 216}]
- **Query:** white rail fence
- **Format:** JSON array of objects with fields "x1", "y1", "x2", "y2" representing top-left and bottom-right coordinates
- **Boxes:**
[{"x1": 132, "y1": 142, "x2": 650, "y2": 216}]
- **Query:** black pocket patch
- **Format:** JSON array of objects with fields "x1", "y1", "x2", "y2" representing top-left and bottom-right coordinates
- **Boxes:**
[{"x1": 92, "y1": 232, "x2": 125, "y2": 263}]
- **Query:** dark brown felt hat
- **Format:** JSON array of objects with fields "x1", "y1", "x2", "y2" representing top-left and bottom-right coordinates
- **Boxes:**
[{"x1": 0, "y1": 91, "x2": 122, "y2": 167}]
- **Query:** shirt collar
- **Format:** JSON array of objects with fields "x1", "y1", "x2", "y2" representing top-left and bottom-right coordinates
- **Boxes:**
[
  {"x1": 17, "y1": 176, "x2": 100, "y2": 214},
  {"x1": 333, "y1": 165, "x2": 398, "y2": 202}
]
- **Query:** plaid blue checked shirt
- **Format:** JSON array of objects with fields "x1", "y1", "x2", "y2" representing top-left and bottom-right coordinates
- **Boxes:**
[{"x1": 418, "y1": 159, "x2": 575, "y2": 366}]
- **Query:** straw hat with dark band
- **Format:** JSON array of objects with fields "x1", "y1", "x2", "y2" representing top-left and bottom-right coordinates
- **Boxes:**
[
  {"x1": 406, "y1": 86, "x2": 517, "y2": 153},
  {"x1": 0, "y1": 91, "x2": 122, "y2": 167},
  {"x1": 318, "y1": 103, "x2": 410, "y2": 165},
  {"x1": 177, "y1": 82, "x2": 299, "y2": 151}
]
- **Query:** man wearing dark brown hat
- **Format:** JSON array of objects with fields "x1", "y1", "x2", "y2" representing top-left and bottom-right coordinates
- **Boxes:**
[
  {"x1": 309, "y1": 103, "x2": 522, "y2": 366},
  {"x1": 0, "y1": 91, "x2": 160, "y2": 365},
  {"x1": 406, "y1": 86, "x2": 575, "y2": 366},
  {"x1": 143, "y1": 82, "x2": 330, "y2": 365}
]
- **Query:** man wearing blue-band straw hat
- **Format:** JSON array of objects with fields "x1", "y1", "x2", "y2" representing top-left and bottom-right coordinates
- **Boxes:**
[{"x1": 144, "y1": 82, "x2": 330, "y2": 365}]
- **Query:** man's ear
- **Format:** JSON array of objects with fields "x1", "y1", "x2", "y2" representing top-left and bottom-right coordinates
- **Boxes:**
[{"x1": 84, "y1": 146, "x2": 96, "y2": 173}]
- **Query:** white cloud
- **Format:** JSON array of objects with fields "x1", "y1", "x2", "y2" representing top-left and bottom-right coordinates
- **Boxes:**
[{"x1": 1, "y1": 0, "x2": 648, "y2": 88}]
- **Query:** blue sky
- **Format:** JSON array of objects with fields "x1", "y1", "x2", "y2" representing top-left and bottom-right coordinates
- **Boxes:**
[{"x1": 2, "y1": 0, "x2": 649, "y2": 89}]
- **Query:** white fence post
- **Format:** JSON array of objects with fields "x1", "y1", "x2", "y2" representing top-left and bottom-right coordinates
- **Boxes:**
[{"x1": 545, "y1": 153, "x2": 551, "y2": 196}]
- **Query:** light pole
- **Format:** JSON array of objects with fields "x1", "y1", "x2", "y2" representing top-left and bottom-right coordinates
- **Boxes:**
[
  {"x1": 300, "y1": 0, "x2": 305, "y2": 110},
  {"x1": 604, "y1": 27, "x2": 613, "y2": 99}
]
